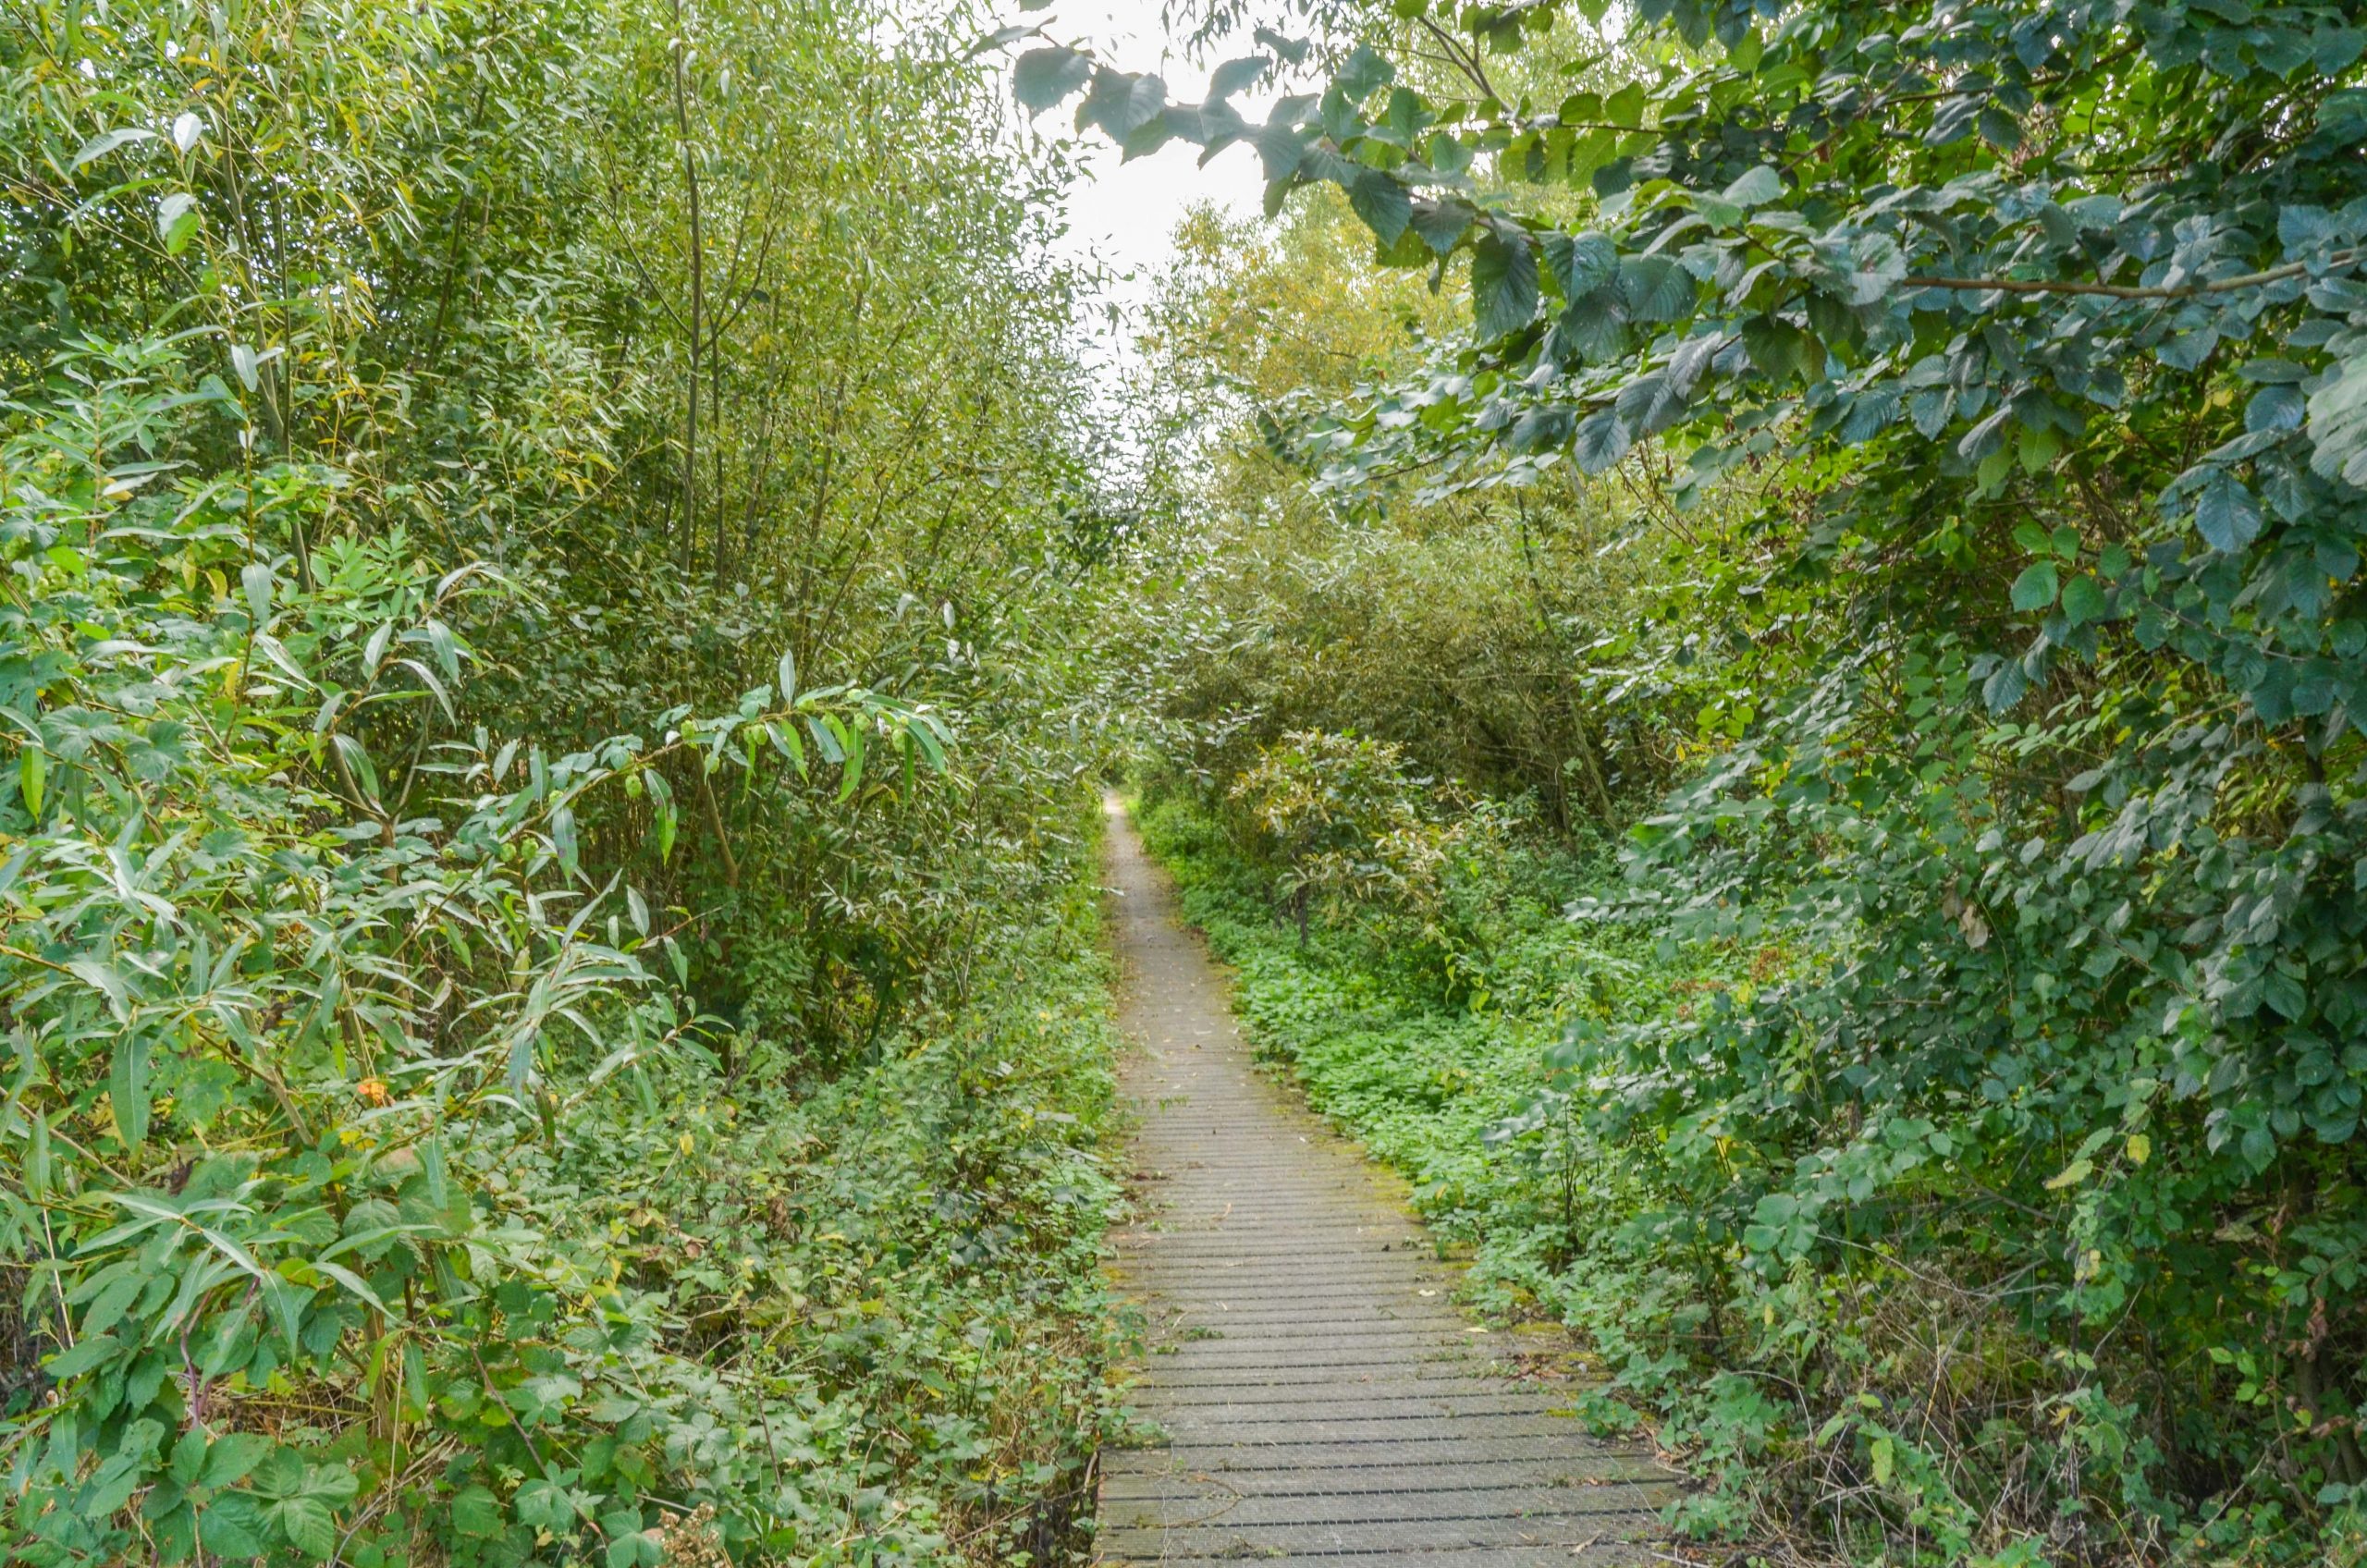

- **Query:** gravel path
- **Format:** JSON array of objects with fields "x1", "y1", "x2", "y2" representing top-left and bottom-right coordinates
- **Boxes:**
[{"x1": 1097, "y1": 800, "x2": 1678, "y2": 1567}]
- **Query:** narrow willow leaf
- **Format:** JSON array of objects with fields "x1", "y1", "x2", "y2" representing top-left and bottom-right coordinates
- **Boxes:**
[
  {"x1": 110, "y1": 1035, "x2": 151, "y2": 1148},
  {"x1": 18, "y1": 745, "x2": 43, "y2": 819},
  {"x1": 240, "y1": 561, "x2": 274, "y2": 625}
]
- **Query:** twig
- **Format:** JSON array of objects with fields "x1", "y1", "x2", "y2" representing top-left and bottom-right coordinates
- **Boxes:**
[{"x1": 1906, "y1": 249, "x2": 2355, "y2": 300}]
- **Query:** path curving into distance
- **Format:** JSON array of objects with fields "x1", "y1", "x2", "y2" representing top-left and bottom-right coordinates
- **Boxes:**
[{"x1": 1097, "y1": 799, "x2": 1680, "y2": 1568}]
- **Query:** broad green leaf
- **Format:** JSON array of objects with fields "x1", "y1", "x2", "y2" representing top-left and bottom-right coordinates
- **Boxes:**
[
  {"x1": 1617, "y1": 254, "x2": 1693, "y2": 322},
  {"x1": 1470, "y1": 228, "x2": 1539, "y2": 340},
  {"x1": 1542, "y1": 232, "x2": 1616, "y2": 300},
  {"x1": 451, "y1": 1485, "x2": 504, "y2": 1538},
  {"x1": 1741, "y1": 314, "x2": 1820, "y2": 383},
  {"x1": 202, "y1": 1434, "x2": 272, "y2": 1488},
  {"x1": 198, "y1": 1494, "x2": 270, "y2": 1561},
  {"x1": 1012, "y1": 48, "x2": 1091, "y2": 114},
  {"x1": 2193, "y1": 470, "x2": 2263, "y2": 552},
  {"x1": 1336, "y1": 43, "x2": 1394, "y2": 99},
  {"x1": 1347, "y1": 171, "x2": 1411, "y2": 248},
  {"x1": 2059, "y1": 574, "x2": 2107, "y2": 628},
  {"x1": 43, "y1": 1333, "x2": 119, "y2": 1380},
  {"x1": 1208, "y1": 55, "x2": 1268, "y2": 98},
  {"x1": 1572, "y1": 410, "x2": 1631, "y2": 473},
  {"x1": 1077, "y1": 68, "x2": 1165, "y2": 141},
  {"x1": 266, "y1": 1494, "x2": 336, "y2": 1560},
  {"x1": 2009, "y1": 561, "x2": 2059, "y2": 611}
]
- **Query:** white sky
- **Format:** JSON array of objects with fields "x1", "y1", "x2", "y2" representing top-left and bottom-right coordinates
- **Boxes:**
[{"x1": 1020, "y1": 0, "x2": 1279, "y2": 331}]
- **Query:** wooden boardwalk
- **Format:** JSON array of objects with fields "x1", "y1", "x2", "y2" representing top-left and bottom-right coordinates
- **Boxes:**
[{"x1": 1097, "y1": 802, "x2": 1678, "y2": 1567}]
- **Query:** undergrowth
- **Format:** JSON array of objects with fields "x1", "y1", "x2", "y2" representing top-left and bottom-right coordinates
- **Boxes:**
[{"x1": 1133, "y1": 784, "x2": 2367, "y2": 1567}]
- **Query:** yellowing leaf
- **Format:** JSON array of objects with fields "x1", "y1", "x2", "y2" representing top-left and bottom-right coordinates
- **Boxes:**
[{"x1": 2044, "y1": 1157, "x2": 2093, "y2": 1191}]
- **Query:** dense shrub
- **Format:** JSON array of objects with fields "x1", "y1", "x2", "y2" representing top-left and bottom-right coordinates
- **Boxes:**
[
  {"x1": 1084, "y1": 0, "x2": 2367, "y2": 1557},
  {"x1": 0, "y1": 0, "x2": 1128, "y2": 1561}
]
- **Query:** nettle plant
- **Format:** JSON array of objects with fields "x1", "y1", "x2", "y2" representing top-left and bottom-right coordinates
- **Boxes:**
[
  {"x1": 0, "y1": 340, "x2": 949, "y2": 1564},
  {"x1": 1029, "y1": 0, "x2": 2367, "y2": 1553}
]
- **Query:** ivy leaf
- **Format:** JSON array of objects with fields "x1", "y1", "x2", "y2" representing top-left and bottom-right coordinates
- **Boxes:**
[
  {"x1": 1012, "y1": 49, "x2": 1090, "y2": 115},
  {"x1": 1470, "y1": 228, "x2": 1539, "y2": 340},
  {"x1": 2010, "y1": 560, "x2": 2060, "y2": 611}
]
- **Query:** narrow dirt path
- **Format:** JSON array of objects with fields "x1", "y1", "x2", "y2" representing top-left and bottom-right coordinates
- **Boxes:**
[{"x1": 1097, "y1": 800, "x2": 1677, "y2": 1567}]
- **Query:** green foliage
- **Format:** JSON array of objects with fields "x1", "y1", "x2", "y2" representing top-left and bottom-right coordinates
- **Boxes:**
[
  {"x1": 0, "y1": 334, "x2": 1121, "y2": 1565},
  {"x1": 1142, "y1": 778, "x2": 2367, "y2": 1563},
  {"x1": 1086, "y1": 0, "x2": 2367, "y2": 1559},
  {"x1": 1117, "y1": 203, "x2": 1703, "y2": 836},
  {"x1": 1, "y1": 0, "x2": 1129, "y2": 1561},
  {"x1": 1220, "y1": 731, "x2": 1518, "y2": 996}
]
